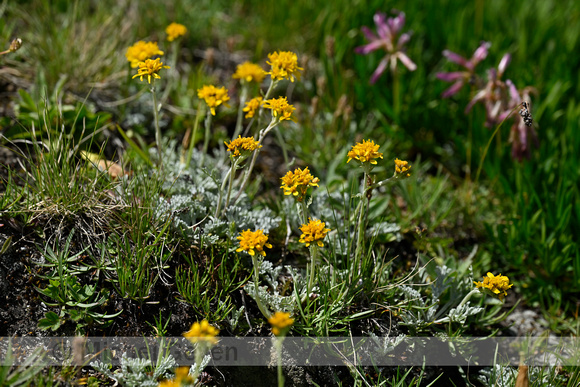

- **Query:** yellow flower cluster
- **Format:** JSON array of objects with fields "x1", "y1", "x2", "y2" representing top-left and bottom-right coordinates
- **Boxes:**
[
  {"x1": 225, "y1": 136, "x2": 262, "y2": 158},
  {"x1": 268, "y1": 311, "x2": 294, "y2": 336},
  {"x1": 243, "y1": 97, "x2": 263, "y2": 119},
  {"x1": 166, "y1": 22, "x2": 187, "y2": 42},
  {"x1": 126, "y1": 41, "x2": 164, "y2": 68},
  {"x1": 474, "y1": 272, "x2": 513, "y2": 301},
  {"x1": 158, "y1": 367, "x2": 193, "y2": 387},
  {"x1": 132, "y1": 58, "x2": 170, "y2": 84},
  {"x1": 264, "y1": 96, "x2": 295, "y2": 122},
  {"x1": 299, "y1": 218, "x2": 331, "y2": 248},
  {"x1": 197, "y1": 85, "x2": 230, "y2": 116},
  {"x1": 280, "y1": 167, "x2": 320, "y2": 202},
  {"x1": 347, "y1": 139, "x2": 383, "y2": 165},
  {"x1": 183, "y1": 319, "x2": 220, "y2": 345},
  {"x1": 267, "y1": 51, "x2": 303, "y2": 82},
  {"x1": 394, "y1": 158, "x2": 412, "y2": 177},
  {"x1": 236, "y1": 229, "x2": 272, "y2": 257},
  {"x1": 233, "y1": 62, "x2": 266, "y2": 84}
]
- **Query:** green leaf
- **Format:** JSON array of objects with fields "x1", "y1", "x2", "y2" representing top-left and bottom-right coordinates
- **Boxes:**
[{"x1": 38, "y1": 311, "x2": 63, "y2": 331}]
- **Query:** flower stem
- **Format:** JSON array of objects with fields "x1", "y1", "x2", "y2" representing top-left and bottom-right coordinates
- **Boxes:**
[
  {"x1": 252, "y1": 256, "x2": 271, "y2": 319},
  {"x1": 151, "y1": 83, "x2": 163, "y2": 169},
  {"x1": 474, "y1": 105, "x2": 519, "y2": 184},
  {"x1": 353, "y1": 172, "x2": 368, "y2": 278},
  {"x1": 305, "y1": 245, "x2": 319, "y2": 301},
  {"x1": 214, "y1": 162, "x2": 233, "y2": 218},
  {"x1": 274, "y1": 337, "x2": 285, "y2": 387},
  {"x1": 222, "y1": 158, "x2": 239, "y2": 214},
  {"x1": 192, "y1": 343, "x2": 205, "y2": 382},
  {"x1": 200, "y1": 113, "x2": 213, "y2": 168},
  {"x1": 300, "y1": 200, "x2": 308, "y2": 225},
  {"x1": 185, "y1": 101, "x2": 203, "y2": 169},
  {"x1": 233, "y1": 84, "x2": 248, "y2": 139},
  {"x1": 392, "y1": 70, "x2": 400, "y2": 120},
  {"x1": 231, "y1": 118, "x2": 277, "y2": 206}
]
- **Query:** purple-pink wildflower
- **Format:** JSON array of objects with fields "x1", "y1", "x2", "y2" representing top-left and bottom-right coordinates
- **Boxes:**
[
  {"x1": 436, "y1": 41, "x2": 490, "y2": 98},
  {"x1": 355, "y1": 10, "x2": 417, "y2": 84},
  {"x1": 439, "y1": 43, "x2": 538, "y2": 161},
  {"x1": 465, "y1": 53, "x2": 512, "y2": 126}
]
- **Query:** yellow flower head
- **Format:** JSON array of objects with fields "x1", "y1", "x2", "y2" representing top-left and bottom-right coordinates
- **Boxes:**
[
  {"x1": 183, "y1": 319, "x2": 220, "y2": 345},
  {"x1": 280, "y1": 167, "x2": 320, "y2": 202},
  {"x1": 267, "y1": 51, "x2": 303, "y2": 82},
  {"x1": 299, "y1": 218, "x2": 331, "y2": 248},
  {"x1": 233, "y1": 62, "x2": 266, "y2": 84},
  {"x1": 243, "y1": 97, "x2": 263, "y2": 119},
  {"x1": 268, "y1": 311, "x2": 294, "y2": 336},
  {"x1": 263, "y1": 96, "x2": 296, "y2": 122},
  {"x1": 197, "y1": 85, "x2": 230, "y2": 116},
  {"x1": 132, "y1": 58, "x2": 170, "y2": 84},
  {"x1": 225, "y1": 136, "x2": 262, "y2": 158},
  {"x1": 126, "y1": 41, "x2": 164, "y2": 68},
  {"x1": 236, "y1": 229, "x2": 273, "y2": 257},
  {"x1": 166, "y1": 22, "x2": 187, "y2": 42},
  {"x1": 347, "y1": 139, "x2": 383, "y2": 165},
  {"x1": 474, "y1": 272, "x2": 513, "y2": 301},
  {"x1": 157, "y1": 367, "x2": 193, "y2": 387},
  {"x1": 394, "y1": 158, "x2": 412, "y2": 177}
]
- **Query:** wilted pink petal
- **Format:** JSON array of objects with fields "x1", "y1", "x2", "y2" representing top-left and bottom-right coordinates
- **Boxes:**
[
  {"x1": 506, "y1": 79, "x2": 521, "y2": 103},
  {"x1": 442, "y1": 50, "x2": 469, "y2": 67},
  {"x1": 389, "y1": 12, "x2": 405, "y2": 35},
  {"x1": 488, "y1": 100, "x2": 503, "y2": 122},
  {"x1": 472, "y1": 41, "x2": 491, "y2": 64},
  {"x1": 465, "y1": 89, "x2": 487, "y2": 113},
  {"x1": 487, "y1": 68, "x2": 497, "y2": 82},
  {"x1": 370, "y1": 56, "x2": 389, "y2": 84},
  {"x1": 441, "y1": 80, "x2": 465, "y2": 98},
  {"x1": 355, "y1": 40, "x2": 384, "y2": 55},
  {"x1": 397, "y1": 52, "x2": 416, "y2": 71},
  {"x1": 436, "y1": 71, "x2": 464, "y2": 82},
  {"x1": 498, "y1": 54, "x2": 511, "y2": 77},
  {"x1": 497, "y1": 109, "x2": 511, "y2": 122},
  {"x1": 374, "y1": 12, "x2": 387, "y2": 27},
  {"x1": 361, "y1": 26, "x2": 378, "y2": 42},
  {"x1": 397, "y1": 33, "x2": 411, "y2": 48},
  {"x1": 374, "y1": 13, "x2": 391, "y2": 40}
]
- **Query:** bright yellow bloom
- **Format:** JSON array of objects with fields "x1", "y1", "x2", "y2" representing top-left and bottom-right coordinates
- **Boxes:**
[
  {"x1": 267, "y1": 51, "x2": 303, "y2": 82},
  {"x1": 236, "y1": 229, "x2": 272, "y2": 257},
  {"x1": 474, "y1": 272, "x2": 513, "y2": 301},
  {"x1": 132, "y1": 58, "x2": 170, "y2": 84},
  {"x1": 299, "y1": 218, "x2": 331, "y2": 248},
  {"x1": 243, "y1": 97, "x2": 263, "y2": 119},
  {"x1": 197, "y1": 85, "x2": 230, "y2": 116},
  {"x1": 394, "y1": 158, "x2": 412, "y2": 177},
  {"x1": 233, "y1": 62, "x2": 266, "y2": 84},
  {"x1": 268, "y1": 311, "x2": 294, "y2": 336},
  {"x1": 157, "y1": 367, "x2": 193, "y2": 387},
  {"x1": 126, "y1": 41, "x2": 164, "y2": 68},
  {"x1": 225, "y1": 136, "x2": 262, "y2": 158},
  {"x1": 280, "y1": 167, "x2": 320, "y2": 202},
  {"x1": 263, "y1": 96, "x2": 295, "y2": 122},
  {"x1": 347, "y1": 139, "x2": 383, "y2": 165},
  {"x1": 166, "y1": 22, "x2": 187, "y2": 42},
  {"x1": 183, "y1": 319, "x2": 220, "y2": 345}
]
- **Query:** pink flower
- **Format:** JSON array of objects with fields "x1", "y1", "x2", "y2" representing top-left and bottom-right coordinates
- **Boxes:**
[
  {"x1": 465, "y1": 53, "x2": 512, "y2": 126},
  {"x1": 436, "y1": 41, "x2": 490, "y2": 98},
  {"x1": 355, "y1": 11, "x2": 417, "y2": 84}
]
